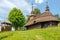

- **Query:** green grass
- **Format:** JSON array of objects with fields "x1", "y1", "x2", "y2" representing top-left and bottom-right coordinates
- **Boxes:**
[{"x1": 0, "y1": 24, "x2": 60, "y2": 40}]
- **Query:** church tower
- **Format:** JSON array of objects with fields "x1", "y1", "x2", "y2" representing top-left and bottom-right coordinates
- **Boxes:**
[
  {"x1": 29, "y1": 3, "x2": 35, "y2": 20},
  {"x1": 45, "y1": 2, "x2": 49, "y2": 11},
  {"x1": 45, "y1": 1, "x2": 52, "y2": 16}
]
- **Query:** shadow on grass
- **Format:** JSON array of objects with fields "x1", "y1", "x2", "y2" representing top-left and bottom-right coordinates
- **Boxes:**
[{"x1": 0, "y1": 33, "x2": 13, "y2": 40}]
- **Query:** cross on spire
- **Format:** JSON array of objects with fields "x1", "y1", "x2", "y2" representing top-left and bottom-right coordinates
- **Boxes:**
[
  {"x1": 31, "y1": 3, "x2": 34, "y2": 16},
  {"x1": 32, "y1": 3, "x2": 33, "y2": 11},
  {"x1": 45, "y1": 1, "x2": 49, "y2": 11},
  {"x1": 46, "y1": 1, "x2": 48, "y2": 5}
]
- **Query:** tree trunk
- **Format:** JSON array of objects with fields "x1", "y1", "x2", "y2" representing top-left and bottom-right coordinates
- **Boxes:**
[{"x1": 15, "y1": 27, "x2": 18, "y2": 31}]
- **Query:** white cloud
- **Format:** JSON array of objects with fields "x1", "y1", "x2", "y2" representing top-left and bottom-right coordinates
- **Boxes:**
[
  {"x1": 35, "y1": 0, "x2": 48, "y2": 4},
  {"x1": 9, "y1": 0, "x2": 32, "y2": 14},
  {"x1": 4, "y1": 0, "x2": 17, "y2": 9},
  {"x1": 35, "y1": 0, "x2": 44, "y2": 4},
  {"x1": 0, "y1": 0, "x2": 18, "y2": 18},
  {"x1": 0, "y1": 0, "x2": 32, "y2": 20},
  {"x1": 0, "y1": 0, "x2": 17, "y2": 9}
]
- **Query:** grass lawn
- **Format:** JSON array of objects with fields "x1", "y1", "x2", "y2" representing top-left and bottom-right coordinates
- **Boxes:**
[{"x1": 0, "y1": 24, "x2": 60, "y2": 40}]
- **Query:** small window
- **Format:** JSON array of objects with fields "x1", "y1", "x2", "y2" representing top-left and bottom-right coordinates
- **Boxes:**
[{"x1": 34, "y1": 21, "x2": 36, "y2": 23}]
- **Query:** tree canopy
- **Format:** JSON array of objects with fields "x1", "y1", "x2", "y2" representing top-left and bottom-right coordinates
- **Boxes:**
[
  {"x1": 8, "y1": 8, "x2": 26, "y2": 30},
  {"x1": 34, "y1": 8, "x2": 41, "y2": 16}
]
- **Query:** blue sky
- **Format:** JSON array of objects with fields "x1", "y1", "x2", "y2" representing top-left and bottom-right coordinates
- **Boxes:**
[{"x1": 0, "y1": 0, "x2": 60, "y2": 21}]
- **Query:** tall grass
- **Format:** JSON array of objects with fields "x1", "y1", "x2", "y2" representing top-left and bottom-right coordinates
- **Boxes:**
[{"x1": 0, "y1": 24, "x2": 60, "y2": 40}]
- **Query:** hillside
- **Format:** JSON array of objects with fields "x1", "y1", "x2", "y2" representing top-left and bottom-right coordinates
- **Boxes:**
[{"x1": 0, "y1": 24, "x2": 60, "y2": 40}]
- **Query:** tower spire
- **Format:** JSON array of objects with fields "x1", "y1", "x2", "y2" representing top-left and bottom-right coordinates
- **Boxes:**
[
  {"x1": 29, "y1": 3, "x2": 35, "y2": 20},
  {"x1": 32, "y1": 3, "x2": 33, "y2": 11},
  {"x1": 31, "y1": 3, "x2": 34, "y2": 15},
  {"x1": 45, "y1": 1, "x2": 49, "y2": 11}
]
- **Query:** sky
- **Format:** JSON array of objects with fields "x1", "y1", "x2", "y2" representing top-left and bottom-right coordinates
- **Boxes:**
[{"x1": 0, "y1": 0, "x2": 60, "y2": 21}]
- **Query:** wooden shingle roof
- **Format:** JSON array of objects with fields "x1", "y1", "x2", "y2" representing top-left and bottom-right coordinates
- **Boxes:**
[
  {"x1": 1, "y1": 20, "x2": 12, "y2": 25},
  {"x1": 26, "y1": 11, "x2": 59, "y2": 26},
  {"x1": 26, "y1": 4, "x2": 59, "y2": 26}
]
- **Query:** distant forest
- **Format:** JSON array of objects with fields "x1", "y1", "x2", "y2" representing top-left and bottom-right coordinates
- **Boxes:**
[{"x1": 54, "y1": 14, "x2": 60, "y2": 20}]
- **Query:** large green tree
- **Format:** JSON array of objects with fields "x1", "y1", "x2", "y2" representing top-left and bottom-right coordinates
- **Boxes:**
[
  {"x1": 8, "y1": 8, "x2": 26, "y2": 30},
  {"x1": 34, "y1": 8, "x2": 41, "y2": 16}
]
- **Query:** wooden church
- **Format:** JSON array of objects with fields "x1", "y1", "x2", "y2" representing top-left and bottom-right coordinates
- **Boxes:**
[{"x1": 25, "y1": 3, "x2": 59, "y2": 30}]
